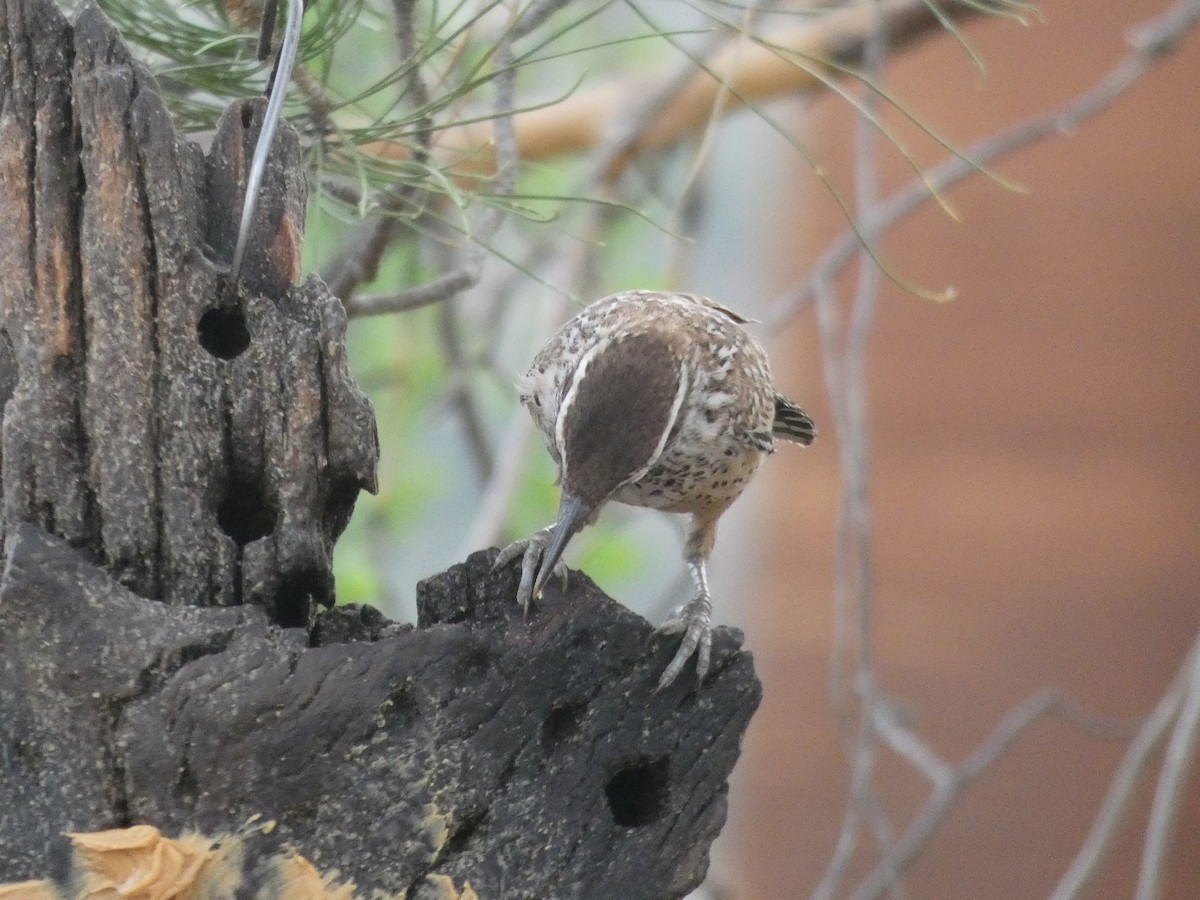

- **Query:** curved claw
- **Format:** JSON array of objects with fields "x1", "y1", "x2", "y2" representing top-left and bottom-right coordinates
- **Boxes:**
[
  {"x1": 492, "y1": 527, "x2": 569, "y2": 615},
  {"x1": 653, "y1": 594, "x2": 713, "y2": 691}
]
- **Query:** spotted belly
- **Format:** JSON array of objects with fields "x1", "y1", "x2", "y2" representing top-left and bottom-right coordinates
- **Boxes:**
[{"x1": 612, "y1": 438, "x2": 768, "y2": 514}]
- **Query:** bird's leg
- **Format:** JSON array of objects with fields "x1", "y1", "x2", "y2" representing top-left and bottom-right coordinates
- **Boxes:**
[
  {"x1": 492, "y1": 526, "x2": 570, "y2": 616},
  {"x1": 655, "y1": 558, "x2": 714, "y2": 690},
  {"x1": 654, "y1": 508, "x2": 724, "y2": 690}
]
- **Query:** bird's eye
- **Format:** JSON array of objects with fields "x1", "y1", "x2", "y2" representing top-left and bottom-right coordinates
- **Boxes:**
[{"x1": 518, "y1": 393, "x2": 532, "y2": 405}]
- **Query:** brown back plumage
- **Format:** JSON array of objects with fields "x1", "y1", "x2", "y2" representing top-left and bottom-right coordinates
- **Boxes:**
[{"x1": 559, "y1": 332, "x2": 684, "y2": 504}]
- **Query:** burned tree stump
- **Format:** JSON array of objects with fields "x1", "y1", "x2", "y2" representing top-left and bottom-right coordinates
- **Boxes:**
[
  {"x1": 0, "y1": 0, "x2": 377, "y2": 617},
  {"x1": 0, "y1": 2, "x2": 762, "y2": 897}
]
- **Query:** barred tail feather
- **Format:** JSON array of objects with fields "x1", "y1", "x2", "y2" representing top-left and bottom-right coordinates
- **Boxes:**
[{"x1": 772, "y1": 394, "x2": 816, "y2": 446}]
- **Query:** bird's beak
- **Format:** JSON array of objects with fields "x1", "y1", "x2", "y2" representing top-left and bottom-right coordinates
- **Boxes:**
[{"x1": 532, "y1": 493, "x2": 591, "y2": 600}]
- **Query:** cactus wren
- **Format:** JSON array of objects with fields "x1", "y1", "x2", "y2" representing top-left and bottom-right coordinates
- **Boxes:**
[{"x1": 494, "y1": 290, "x2": 815, "y2": 690}]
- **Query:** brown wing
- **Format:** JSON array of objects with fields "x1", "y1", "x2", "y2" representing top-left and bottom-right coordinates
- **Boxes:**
[
  {"x1": 772, "y1": 394, "x2": 816, "y2": 446},
  {"x1": 558, "y1": 332, "x2": 686, "y2": 504}
]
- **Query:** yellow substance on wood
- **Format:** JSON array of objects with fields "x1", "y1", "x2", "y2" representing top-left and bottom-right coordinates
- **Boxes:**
[
  {"x1": 272, "y1": 854, "x2": 356, "y2": 900},
  {"x1": 69, "y1": 825, "x2": 215, "y2": 900},
  {"x1": 419, "y1": 875, "x2": 478, "y2": 900},
  {"x1": 1, "y1": 822, "x2": 482, "y2": 900},
  {"x1": 0, "y1": 881, "x2": 59, "y2": 900}
]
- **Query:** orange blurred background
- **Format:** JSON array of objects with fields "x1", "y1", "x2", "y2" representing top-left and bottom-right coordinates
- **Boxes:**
[{"x1": 728, "y1": 1, "x2": 1200, "y2": 897}]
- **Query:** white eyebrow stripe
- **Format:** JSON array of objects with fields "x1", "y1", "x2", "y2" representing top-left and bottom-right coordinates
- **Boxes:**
[{"x1": 553, "y1": 338, "x2": 609, "y2": 484}]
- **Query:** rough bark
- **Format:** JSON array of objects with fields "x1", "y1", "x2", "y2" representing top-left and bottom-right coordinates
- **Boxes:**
[
  {"x1": 0, "y1": 2, "x2": 762, "y2": 898},
  {"x1": 1, "y1": 525, "x2": 760, "y2": 897},
  {"x1": 0, "y1": 0, "x2": 378, "y2": 617}
]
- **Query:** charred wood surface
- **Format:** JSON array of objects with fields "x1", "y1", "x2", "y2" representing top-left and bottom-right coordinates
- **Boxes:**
[{"x1": 1, "y1": 526, "x2": 761, "y2": 897}]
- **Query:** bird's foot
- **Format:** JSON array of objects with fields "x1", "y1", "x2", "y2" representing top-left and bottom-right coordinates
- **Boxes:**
[
  {"x1": 492, "y1": 526, "x2": 570, "y2": 616},
  {"x1": 654, "y1": 593, "x2": 713, "y2": 691}
]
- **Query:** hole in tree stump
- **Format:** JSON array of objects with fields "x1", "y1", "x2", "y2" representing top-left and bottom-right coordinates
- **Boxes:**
[
  {"x1": 216, "y1": 473, "x2": 277, "y2": 546},
  {"x1": 445, "y1": 807, "x2": 488, "y2": 855},
  {"x1": 322, "y1": 475, "x2": 363, "y2": 540},
  {"x1": 604, "y1": 756, "x2": 670, "y2": 828},
  {"x1": 452, "y1": 645, "x2": 491, "y2": 682},
  {"x1": 540, "y1": 701, "x2": 586, "y2": 755},
  {"x1": 276, "y1": 568, "x2": 332, "y2": 629},
  {"x1": 381, "y1": 684, "x2": 420, "y2": 734},
  {"x1": 197, "y1": 306, "x2": 251, "y2": 359}
]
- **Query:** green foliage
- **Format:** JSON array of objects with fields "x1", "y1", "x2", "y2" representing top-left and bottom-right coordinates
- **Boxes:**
[{"x1": 91, "y1": 0, "x2": 361, "y2": 129}]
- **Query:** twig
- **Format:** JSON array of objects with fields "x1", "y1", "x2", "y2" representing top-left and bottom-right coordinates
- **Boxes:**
[
  {"x1": 797, "y1": 4, "x2": 1200, "y2": 898},
  {"x1": 437, "y1": 302, "x2": 494, "y2": 483},
  {"x1": 810, "y1": 6, "x2": 908, "y2": 897},
  {"x1": 1049, "y1": 633, "x2": 1199, "y2": 900},
  {"x1": 845, "y1": 6, "x2": 909, "y2": 895},
  {"x1": 851, "y1": 691, "x2": 1068, "y2": 900},
  {"x1": 323, "y1": 0, "x2": 435, "y2": 301},
  {"x1": 371, "y1": 0, "x2": 990, "y2": 182},
  {"x1": 811, "y1": 275, "x2": 855, "y2": 729},
  {"x1": 873, "y1": 703, "x2": 953, "y2": 787},
  {"x1": 323, "y1": 217, "x2": 401, "y2": 302},
  {"x1": 510, "y1": 0, "x2": 580, "y2": 40},
  {"x1": 343, "y1": 8, "x2": 523, "y2": 319},
  {"x1": 345, "y1": 265, "x2": 478, "y2": 317},
  {"x1": 811, "y1": 718, "x2": 872, "y2": 900},
  {"x1": 1135, "y1": 630, "x2": 1200, "y2": 900},
  {"x1": 766, "y1": 0, "x2": 1200, "y2": 328}
]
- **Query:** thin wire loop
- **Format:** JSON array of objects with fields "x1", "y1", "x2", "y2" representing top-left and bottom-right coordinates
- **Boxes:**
[{"x1": 224, "y1": 0, "x2": 304, "y2": 304}]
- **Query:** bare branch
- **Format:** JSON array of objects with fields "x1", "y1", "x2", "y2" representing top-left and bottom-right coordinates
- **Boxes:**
[
  {"x1": 323, "y1": 217, "x2": 402, "y2": 302},
  {"x1": 343, "y1": 10, "x2": 523, "y2": 319},
  {"x1": 1051, "y1": 632, "x2": 1200, "y2": 900},
  {"x1": 346, "y1": 265, "x2": 478, "y2": 316},
  {"x1": 874, "y1": 704, "x2": 953, "y2": 787},
  {"x1": 437, "y1": 302, "x2": 494, "y2": 483},
  {"x1": 785, "y1": 5, "x2": 1200, "y2": 899},
  {"x1": 1135, "y1": 631, "x2": 1200, "y2": 900},
  {"x1": 510, "y1": 0, "x2": 580, "y2": 40},
  {"x1": 367, "y1": 0, "x2": 991, "y2": 181},
  {"x1": 821, "y1": 7, "x2": 910, "y2": 896},
  {"x1": 767, "y1": 0, "x2": 1200, "y2": 327},
  {"x1": 322, "y1": 0, "x2": 435, "y2": 301},
  {"x1": 851, "y1": 692, "x2": 1069, "y2": 900},
  {"x1": 811, "y1": 710, "x2": 873, "y2": 900}
]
